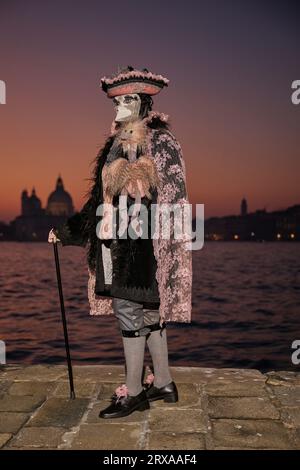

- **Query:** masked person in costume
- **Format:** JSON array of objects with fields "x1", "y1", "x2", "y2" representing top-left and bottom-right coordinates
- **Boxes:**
[{"x1": 48, "y1": 66, "x2": 192, "y2": 419}]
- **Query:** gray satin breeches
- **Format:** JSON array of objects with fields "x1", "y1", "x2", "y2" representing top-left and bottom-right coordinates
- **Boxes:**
[{"x1": 112, "y1": 297, "x2": 165, "y2": 337}]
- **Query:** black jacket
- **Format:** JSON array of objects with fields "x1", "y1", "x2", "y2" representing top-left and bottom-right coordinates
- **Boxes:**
[{"x1": 55, "y1": 147, "x2": 160, "y2": 309}]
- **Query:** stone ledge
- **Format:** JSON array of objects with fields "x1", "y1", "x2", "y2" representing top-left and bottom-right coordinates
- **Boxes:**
[{"x1": 0, "y1": 364, "x2": 299, "y2": 450}]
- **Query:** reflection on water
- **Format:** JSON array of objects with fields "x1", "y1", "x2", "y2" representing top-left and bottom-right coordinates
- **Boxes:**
[{"x1": 0, "y1": 242, "x2": 299, "y2": 371}]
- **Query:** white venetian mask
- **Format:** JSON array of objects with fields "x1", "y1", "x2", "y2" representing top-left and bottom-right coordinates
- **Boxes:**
[{"x1": 113, "y1": 93, "x2": 141, "y2": 122}]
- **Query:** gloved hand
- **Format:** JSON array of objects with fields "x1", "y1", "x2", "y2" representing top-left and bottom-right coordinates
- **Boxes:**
[{"x1": 48, "y1": 228, "x2": 60, "y2": 243}]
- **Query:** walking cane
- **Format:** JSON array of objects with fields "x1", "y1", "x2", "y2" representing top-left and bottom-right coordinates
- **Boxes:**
[{"x1": 53, "y1": 241, "x2": 76, "y2": 400}]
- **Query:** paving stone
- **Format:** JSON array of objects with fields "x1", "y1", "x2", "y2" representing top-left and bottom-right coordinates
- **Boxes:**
[
  {"x1": 170, "y1": 367, "x2": 214, "y2": 384},
  {"x1": 294, "y1": 428, "x2": 300, "y2": 449},
  {"x1": 70, "y1": 366, "x2": 126, "y2": 383},
  {"x1": 8, "y1": 381, "x2": 55, "y2": 397},
  {"x1": 149, "y1": 409, "x2": 206, "y2": 433},
  {"x1": 208, "y1": 396, "x2": 279, "y2": 419},
  {"x1": 214, "y1": 446, "x2": 264, "y2": 450},
  {"x1": 148, "y1": 432, "x2": 205, "y2": 450},
  {"x1": 283, "y1": 408, "x2": 300, "y2": 427},
  {"x1": 0, "y1": 381, "x2": 12, "y2": 398},
  {"x1": 272, "y1": 386, "x2": 300, "y2": 407},
  {"x1": 205, "y1": 380, "x2": 266, "y2": 397},
  {"x1": 0, "y1": 365, "x2": 24, "y2": 381},
  {"x1": 7, "y1": 447, "x2": 61, "y2": 450},
  {"x1": 14, "y1": 365, "x2": 67, "y2": 382},
  {"x1": 266, "y1": 371, "x2": 300, "y2": 387},
  {"x1": 28, "y1": 397, "x2": 89, "y2": 428},
  {"x1": 0, "y1": 412, "x2": 29, "y2": 433},
  {"x1": 0, "y1": 395, "x2": 46, "y2": 412},
  {"x1": 0, "y1": 433, "x2": 12, "y2": 448},
  {"x1": 211, "y1": 419, "x2": 293, "y2": 449},
  {"x1": 173, "y1": 368, "x2": 265, "y2": 385},
  {"x1": 70, "y1": 423, "x2": 141, "y2": 450},
  {"x1": 8, "y1": 426, "x2": 66, "y2": 448},
  {"x1": 54, "y1": 381, "x2": 96, "y2": 398},
  {"x1": 171, "y1": 367, "x2": 257, "y2": 384}
]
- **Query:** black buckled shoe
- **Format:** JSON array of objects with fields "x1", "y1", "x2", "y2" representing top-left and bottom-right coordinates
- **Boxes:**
[
  {"x1": 145, "y1": 381, "x2": 178, "y2": 403},
  {"x1": 99, "y1": 387, "x2": 150, "y2": 419}
]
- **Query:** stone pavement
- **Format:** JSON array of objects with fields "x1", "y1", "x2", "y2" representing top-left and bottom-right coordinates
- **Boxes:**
[{"x1": 0, "y1": 365, "x2": 299, "y2": 450}]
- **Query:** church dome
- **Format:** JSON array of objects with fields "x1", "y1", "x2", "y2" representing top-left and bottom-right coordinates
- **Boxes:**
[{"x1": 46, "y1": 176, "x2": 74, "y2": 216}]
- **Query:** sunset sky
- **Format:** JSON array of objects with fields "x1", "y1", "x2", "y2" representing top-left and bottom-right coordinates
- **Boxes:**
[{"x1": 0, "y1": 0, "x2": 299, "y2": 222}]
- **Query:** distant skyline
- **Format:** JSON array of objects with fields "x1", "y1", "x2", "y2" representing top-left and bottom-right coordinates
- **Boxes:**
[
  {"x1": 4, "y1": 179, "x2": 298, "y2": 225},
  {"x1": 0, "y1": 0, "x2": 299, "y2": 222}
]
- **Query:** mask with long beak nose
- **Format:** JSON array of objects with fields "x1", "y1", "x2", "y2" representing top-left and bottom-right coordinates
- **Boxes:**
[{"x1": 113, "y1": 93, "x2": 141, "y2": 122}]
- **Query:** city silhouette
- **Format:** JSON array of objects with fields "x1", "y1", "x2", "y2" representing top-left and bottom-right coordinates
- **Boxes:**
[{"x1": 0, "y1": 181, "x2": 299, "y2": 242}]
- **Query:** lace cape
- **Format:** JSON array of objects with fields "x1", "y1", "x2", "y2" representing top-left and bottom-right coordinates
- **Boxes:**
[{"x1": 88, "y1": 112, "x2": 192, "y2": 323}]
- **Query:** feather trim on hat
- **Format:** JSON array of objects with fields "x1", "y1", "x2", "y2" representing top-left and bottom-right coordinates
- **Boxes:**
[
  {"x1": 101, "y1": 66, "x2": 169, "y2": 97},
  {"x1": 101, "y1": 69, "x2": 169, "y2": 88}
]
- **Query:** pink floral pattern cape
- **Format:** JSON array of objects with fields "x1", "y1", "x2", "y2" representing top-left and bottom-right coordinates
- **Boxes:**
[{"x1": 88, "y1": 112, "x2": 192, "y2": 323}]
